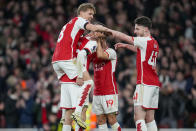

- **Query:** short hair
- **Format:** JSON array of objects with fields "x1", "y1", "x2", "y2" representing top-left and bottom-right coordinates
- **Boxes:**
[
  {"x1": 77, "y1": 3, "x2": 96, "y2": 15},
  {"x1": 134, "y1": 16, "x2": 152, "y2": 29}
]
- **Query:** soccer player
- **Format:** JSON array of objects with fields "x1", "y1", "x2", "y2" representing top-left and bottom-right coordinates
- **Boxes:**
[
  {"x1": 60, "y1": 32, "x2": 100, "y2": 130},
  {"x1": 89, "y1": 34, "x2": 121, "y2": 131},
  {"x1": 52, "y1": 3, "x2": 109, "y2": 131},
  {"x1": 110, "y1": 16, "x2": 160, "y2": 131}
]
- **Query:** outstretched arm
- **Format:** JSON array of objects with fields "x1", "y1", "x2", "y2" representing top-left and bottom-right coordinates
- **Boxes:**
[
  {"x1": 109, "y1": 29, "x2": 134, "y2": 44},
  {"x1": 114, "y1": 43, "x2": 137, "y2": 52},
  {"x1": 86, "y1": 23, "x2": 110, "y2": 33}
]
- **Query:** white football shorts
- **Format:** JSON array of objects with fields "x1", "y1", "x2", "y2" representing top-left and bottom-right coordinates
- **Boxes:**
[
  {"x1": 52, "y1": 60, "x2": 78, "y2": 80},
  {"x1": 133, "y1": 84, "x2": 159, "y2": 109},
  {"x1": 92, "y1": 94, "x2": 118, "y2": 115}
]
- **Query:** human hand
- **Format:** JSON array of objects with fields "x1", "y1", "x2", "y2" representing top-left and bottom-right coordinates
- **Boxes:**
[
  {"x1": 76, "y1": 77, "x2": 84, "y2": 86},
  {"x1": 114, "y1": 43, "x2": 128, "y2": 50}
]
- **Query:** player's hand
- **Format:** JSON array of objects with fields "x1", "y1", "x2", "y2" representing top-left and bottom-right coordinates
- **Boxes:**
[
  {"x1": 114, "y1": 43, "x2": 128, "y2": 49},
  {"x1": 76, "y1": 77, "x2": 84, "y2": 86}
]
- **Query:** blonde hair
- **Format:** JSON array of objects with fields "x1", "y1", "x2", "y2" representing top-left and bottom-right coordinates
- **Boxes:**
[{"x1": 77, "y1": 3, "x2": 96, "y2": 15}]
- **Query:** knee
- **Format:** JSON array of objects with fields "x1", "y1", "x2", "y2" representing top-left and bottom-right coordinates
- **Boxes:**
[
  {"x1": 108, "y1": 117, "x2": 117, "y2": 126},
  {"x1": 97, "y1": 117, "x2": 107, "y2": 125},
  {"x1": 145, "y1": 115, "x2": 154, "y2": 123},
  {"x1": 64, "y1": 109, "x2": 74, "y2": 125},
  {"x1": 107, "y1": 114, "x2": 117, "y2": 125}
]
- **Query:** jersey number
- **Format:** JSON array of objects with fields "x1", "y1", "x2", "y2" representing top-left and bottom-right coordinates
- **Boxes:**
[
  {"x1": 106, "y1": 99, "x2": 113, "y2": 107},
  {"x1": 57, "y1": 25, "x2": 66, "y2": 43},
  {"x1": 148, "y1": 51, "x2": 158, "y2": 67}
]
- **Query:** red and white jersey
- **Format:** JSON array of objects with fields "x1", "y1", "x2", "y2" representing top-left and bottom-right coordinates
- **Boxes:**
[
  {"x1": 60, "y1": 37, "x2": 97, "y2": 83},
  {"x1": 92, "y1": 48, "x2": 118, "y2": 95},
  {"x1": 77, "y1": 37, "x2": 97, "y2": 70},
  {"x1": 133, "y1": 36, "x2": 160, "y2": 87},
  {"x1": 52, "y1": 17, "x2": 88, "y2": 62},
  {"x1": 77, "y1": 37, "x2": 97, "y2": 55}
]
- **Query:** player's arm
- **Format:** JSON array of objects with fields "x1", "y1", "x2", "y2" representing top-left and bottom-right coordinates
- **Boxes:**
[
  {"x1": 77, "y1": 49, "x2": 88, "y2": 78},
  {"x1": 114, "y1": 43, "x2": 137, "y2": 52},
  {"x1": 109, "y1": 29, "x2": 134, "y2": 44},
  {"x1": 85, "y1": 23, "x2": 110, "y2": 33},
  {"x1": 96, "y1": 39, "x2": 110, "y2": 60}
]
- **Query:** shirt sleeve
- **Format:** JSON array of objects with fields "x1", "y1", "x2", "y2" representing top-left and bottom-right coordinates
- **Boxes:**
[
  {"x1": 84, "y1": 41, "x2": 97, "y2": 54},
  {"x1": 76, "y1": 17, "x2": 89, "y2": 30},
  {"x1": 133, "y1": 37, "x2": 150, "y2": 48},
  {"x1": 105, "y1": 48, "x2": 117, "y2": 60}
]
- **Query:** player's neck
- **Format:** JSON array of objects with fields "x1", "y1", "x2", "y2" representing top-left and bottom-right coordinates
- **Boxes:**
[
  {"x1": 144, "y1": 31, "x2": 151, "y2": 37},
  {"x1": 78, "y1": 15, "x2": 85, "y2": 20}
]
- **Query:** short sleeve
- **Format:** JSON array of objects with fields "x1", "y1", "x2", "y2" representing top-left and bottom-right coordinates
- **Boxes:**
[
  {"x1": 133, "y1": 37, "x2": 151, "y2": 48},
  {"x1": 84, "y1": 41, "x2": 97, "y2": 54},
  {"x1": 76, "y1": 17, "x2": 88, "y2": 30},
  {"x1": 105, "y1": 48, "x2": 117, "y2": 60}
]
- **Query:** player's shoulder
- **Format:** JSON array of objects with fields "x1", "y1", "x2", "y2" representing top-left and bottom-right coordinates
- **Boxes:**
[
  {"x1": 106, "y1": 48, "x2": 117, "y2": 55},
  {"x1": 106, "y1": 48, "x2": 116, "y2": 52},
  {"x1": 135, "y1": 36, "x2": 151, "y2": 41},
  {"x1": 87, "y1": 40, "x2": 97, "y2": 45}
]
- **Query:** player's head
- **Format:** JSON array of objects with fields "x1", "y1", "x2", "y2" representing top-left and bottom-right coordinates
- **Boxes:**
[
  {"x1": 77, "y1": 3, "x2": 96, "y2": 21},
  {"x1": 134, "y1": 16, "x2": 152, "y2": 37}
]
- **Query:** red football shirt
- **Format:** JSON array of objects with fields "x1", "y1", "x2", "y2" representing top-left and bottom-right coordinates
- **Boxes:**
[
  {"x1": 133, "y1": 36, "x2": 160, "y2": 87},
  {"x1": 92, "y1": 48, "x2": 118, "y2": 95},
  {"x1": 52, "y1": 17, "x2": 88, "y2": 62}
]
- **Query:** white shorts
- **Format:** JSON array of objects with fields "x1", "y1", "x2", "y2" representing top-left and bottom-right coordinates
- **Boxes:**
[
  {"x1": 60, "y1": 83, "x2": 80, "y2": 109},
  {"x1": 52, "y1": 60, "x2": 78, "y2": 80},
  {"x1": 92, "y1": 95, "x2": 118, "y2": 115},
  {"x1": 133, "y1": 84, "x2": 159, "y2": 109},
  {"x1": 60, "y1": 83, "x2": 89, "y2": 109}
]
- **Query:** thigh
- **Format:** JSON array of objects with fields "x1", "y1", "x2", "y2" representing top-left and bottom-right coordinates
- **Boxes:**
[
  {"x1": 143, "y1": 85, "x2": 159, "y2": 109},
  {"x1": 92, "y1": 95, "x2": 104, "y2": 115},
  {"x1": 60, "y1": 83, "x2": 80, "y2": 109},
  {"x1": 60, "y1": 61, "x2": 79, "y2": 79},
  {"x1": 52, "y1": 62, "x2": 65, "y2": 79},
  {"x1": 133, "y1": 84, "x2": 159, "y2": 109}
]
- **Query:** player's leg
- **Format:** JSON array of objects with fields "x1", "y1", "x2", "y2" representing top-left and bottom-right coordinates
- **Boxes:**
[
  {"x1": 134, "y1": 106, "x2": 147, "y2": 131},
  {"x1": 101, "y1": 94, "x2": 120, "y2": 130},
  {"x1": 62, "y1": 109, "x2": 74, "y2": 131},
  {"x1": 60, "y1": 83, "x2": 75, "y2": 131},
  {"x1": 97, "y1": 114, "x2": 108, "y2": 130},
  {"x1": 145, "y1": 110, "x2": 157, "y2": 131},
  {"x1": 92, "y1": 95, "x2": 108, "y2": 130},
  {"x1": 107, "y1": 113, "x2": 121, "y2": 131},
  {"x1": 143, "y1": 86, "x2": 159, "y2": 131},
  {"x1": 72, "y1": 71, "x2": 93, "y2": 129},
  {"x1": 74, "y1": 71, "x2": 93, "y2": 113},
  {"x1": 75, "y1": 106, "x2": 88, "y2": 131},
  {"x1": 133, "y1": 85, "x2": 147, "y2": 131},
  {"x1": 60, "y1": 109, "x2": 66, "y2": 124}
]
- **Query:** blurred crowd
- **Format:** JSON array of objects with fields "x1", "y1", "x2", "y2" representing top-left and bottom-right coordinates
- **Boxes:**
[{"x1": 0, "y1": 0, "x2": 196, "y2": 130}]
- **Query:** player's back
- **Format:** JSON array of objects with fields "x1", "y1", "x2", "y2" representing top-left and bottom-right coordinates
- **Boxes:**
[
  {"x1": 52, "y1": 17, "x2": 88, "y2": 62},
  {"x1": 134, "y1": 36, "x2": 160, "y2": 86}
]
